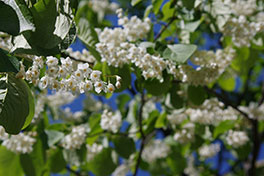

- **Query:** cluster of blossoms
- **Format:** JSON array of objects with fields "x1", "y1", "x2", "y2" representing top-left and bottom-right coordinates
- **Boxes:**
[
  {"x1": 112, "y1": 154, "x2": 135, "y2": 176},
  {"x1": 185, "y1": 98, "x2": 238, "y2": 125},
  {"x1": 239, "y1": 102, "x2": 264, "y2": 120},
  {"x1": 167, "y1": 111, "x2": 188, "y2": 125},
  {"x1": 222, "y1": 15, "x2": 263, "y2": 47},
  {"x1": 0, "y1": 127, "x2": 36, "y2": 154},
  {"x1": 142, "y1": 139, "x2": 170, "y2": 163},
  {"x1": 177, "y1": 47, "x2": 235, "y2": 85},
  {"x1": 22, "y1": 55, "x2": 120, "y2": 94},
  {"x1": 198, "y1": 143, "x2": 221, "y2": 160},
  {"x1": 173, "y1": 123, "x2": 195, "y2": 144},
  {"x1": 96, "y1": 9, "x2": 171, "y2": 82},
  {"x1": 100, "y1": 110, "x2": 122, "y2": 133},
  {"x1": 184, "y1": 155, "x2": 200, "y2": 176},
  {"x1": 86, "y1": 143, "x2": 104, "y2": 160},
  {"x1": 32, "y1": 91, "x2": 76, "y2": 122},
  {"x1": 66, "y1": 48, "x2": 96, "y2": 63},
  {"x1": 225, "y1": 130, "x2": 249, "y2": 148},
  {"x1": 61, "y1": 107, "x2": 85, "y2": 122},
  {"x1": 90, "y1": 0, "x2": 119, "y2": 20},
  {"x1": 61, "y1": 125, "x2": 87, "y2": 150}
]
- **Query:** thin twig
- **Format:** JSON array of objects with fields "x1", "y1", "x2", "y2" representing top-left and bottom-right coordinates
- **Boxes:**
[
  {"x1": 204, "y1": 86, "x2": 252, "y2": 121},
  {"x1": 133, "y1": 92, "x2": 146, "y2": 176},
  {"x1": 248, "y1": 120, "x2": 260, "y2": 176},
  {"x1": 66, "y1": 166, "x2": 84, "y2": 176},
  {"x1": 154, "y1": 12, "x2": 177, "y2": 41}
]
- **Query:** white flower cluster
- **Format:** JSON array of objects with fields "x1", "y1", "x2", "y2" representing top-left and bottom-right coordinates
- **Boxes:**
[
  {"x1": 66, "y1": 48, "x2": 96, "y2": 63},
  {"x1": 32, "y1": 91, "x2": 76, "y2": 122},
  {"x1": 229, "y1": 0, "x2": 257, "y2": 16},
  {"x1": 86, "y1": 143, "x2": 104, "y2": 160},
  {"x1": 61, "y1": 107, "x2": 85, "y2": 122},
  {"x1": 167, "y1": 111, "x2": 188, "y2": 125},
  {"x1": 198, "y1": 143, "x2": 221, "y2": 159},
  {"x1": 222, "y1": 15, "x2": 261, "y2": 47},
  {"x1": 185, "y1": 98, "x2": 238, "y2": 125},
  {"x1": 22, "y1": 55, "x2": 120, "y2": 94},
  {"x1": 239, "y1": 102, "x2": 264, "y2": 120},
  {"x1": 90, "y1": 0, "x2": 119, "y2": 15},
  {"x1": 184, "y1": 155, "x2": 200, "y2": 176},
  {"x1": 142, "y1": 139, "x2": 170, "y2": 163},
  {"x1": 61, "y1": 125, "x2": 87, "y2": 150},
  {"x1": 225, "y1": 130, "x2": 249, "y2": 148},
  {"x1": 0, "y1": 127, "x2": 36, "y2": 154},
  {"x1": 174, "y1": 123, "x2": 195, "y2": 144},
  {"x1": 96, "y1": 9, "x2": 171, "y2": 82},
  {"x1": 100, "y1": 110, "x2": 122, "y2": 133},
  {"x1": 178, "y1": 47, "x2": 235, "y2": 86},
  {"x1": 112, "y1": 164, "x2": 130, "y2": 176}
]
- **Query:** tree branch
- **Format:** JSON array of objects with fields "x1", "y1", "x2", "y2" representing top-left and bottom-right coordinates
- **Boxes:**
[
  {"x1": 133, "y1": 92, "x2": 146, "y2": 176},
  {"x1": 66, "y1": 166, "x2": 84, "y2": 176},
  {"x1": 154, "y1": 12, "x2": 177, "y2": 41}
]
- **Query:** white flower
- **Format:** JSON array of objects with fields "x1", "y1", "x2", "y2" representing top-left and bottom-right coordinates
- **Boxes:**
[
  {"x1": 107, "y1": 83, "x2": 115, "y2": 93},
  {"x1": 0, "y1": 126, "x2": 8, "y2": 140},
  {"x1": 100, "y1": 110, "x2": 122, "y2": 133},
  {"x1": 226, "y1": 130, "x2": 249, "y2": 148},
  {"x1": 46, "y1": 56, "x2": 58, "y2": 67},
  {"x1": 90, "y1": 70, "x2": 102, "y2": 81},
  {"x1": 2, "y1": 133, "x2": 36, "y2": 154},
  {"x1": 61, "y1": 125, "x2": 87, "y2": 150},
  {"x1": 39, "y1": 76, "x2": 49, "y2": 89},
  {"x1": 115, "y1": 81, "x2": 121, "y2": 89},
  {"x1": 198, "y1": 143, "x2": 221, "y2": 159},
  {"x1": 74, "y1": 70, "x2": 84, "y2": 80},
  {"x1": 142, "y1": 139, "x2": 170, "y2": 163},
  {"x1": 94, "y1": 81, "x2": 104, "y2": 93}
]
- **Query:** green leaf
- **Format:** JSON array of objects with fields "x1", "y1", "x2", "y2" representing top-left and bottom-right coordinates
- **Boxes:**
[
  {"x1": 187, "y1": 85, "x2": 207, "y2": 105},
  {"x1": 116, "y1": 94, "x2": 131, "y2": 113},
  {"x1": 152, "y1": 0, "x2": 163, "y2": 14},
  {"x1": 48, "y1": 148, "x2": 67, "y2": 173},
  {"x1": 166, "y1": 147, "x2": 186, "y2": 174},
  {"x1": 0, "y1": 73, "x2": 32, "y2": 134},
  {"x1": 131, "y1": 0, "x2": 142, "y2": 6},
  {"x1": 144, "y1": 5, "x2": 153, "y2": 18},
  {"x1": 22, "y1": 83, "x2": 34, "y2": 129},
  {"x1": 87, "y1": 148, "x2": 117, "y2": 176},
  {"x1": 45, "y1": 130, "x2": 64, "y2": 147},
  {"x1": 2, "y1": 0, "x2": 35, "y2": 34},
  {"x1": 0, "y1": 1, "x2": 20, "y2": 35},
  {"x1": 163, "y1": 44, "x2": 197, "y2": 63},
  {"x1": 217, "y1": 72, "x2": 236, "y2": 91},
  {"x1": 20, "y1": 154, "x2": 37, "y2": 176},
  {"x1": 0, "y1": 146, "x2": 23, "y2": 176},
  {"x1": 77, "y1": 18, "x2": 99, "y2": 47},
  {"x1": 113, "y1": 136, "x2": 136, "y2": 159},
  {"x1": 170, "y1": 83, "x2": 184, "y2": 109},
  {"x1": 155, "y1": 112, "x2": 167, "y2": 128},
  {"x1": 12, "y1": 0, "x2": 75, "y2": 56},
  {"x1": 213, "y1": 120, "x2": 235, "y2": 138},
  {"x1": 0, "y1": 49, "x2": 20, "y2": 73},
  {"x1": 109, "y1": 64, "x2": 131, "y2": 92},
  {"x1": 145, "y1": 72, "x2": 172, "y2": 96}
]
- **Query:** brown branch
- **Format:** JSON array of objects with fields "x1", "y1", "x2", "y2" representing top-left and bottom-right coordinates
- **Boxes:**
[
  {"x1": 61, "y1": 52, "x2": 94, "y2": 65},
  {"x1": 66, "y1": 166, "x2": 84, "y2": 176},
  {"x1": 133, "y1": 92, "x2": 146, "y2": 176},
  {"x1": 154, "y1": 11, "x2": 177, "y2": 41},
  {"x1": 248, "y1": 120, "x2": 260, "y2": 176},
  {"x1": 204, "y1": 86, "x2": 252, "y2": 121}
]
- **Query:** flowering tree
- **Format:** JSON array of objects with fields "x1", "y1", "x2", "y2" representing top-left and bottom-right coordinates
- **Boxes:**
[{"x1": 0, "y1": 0, "x2": 264, "y2": 175}]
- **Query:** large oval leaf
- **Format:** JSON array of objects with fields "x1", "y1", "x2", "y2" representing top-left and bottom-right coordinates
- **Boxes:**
[{"x1": 0, "y1": 73, "x2": 32, "y2": 134}]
